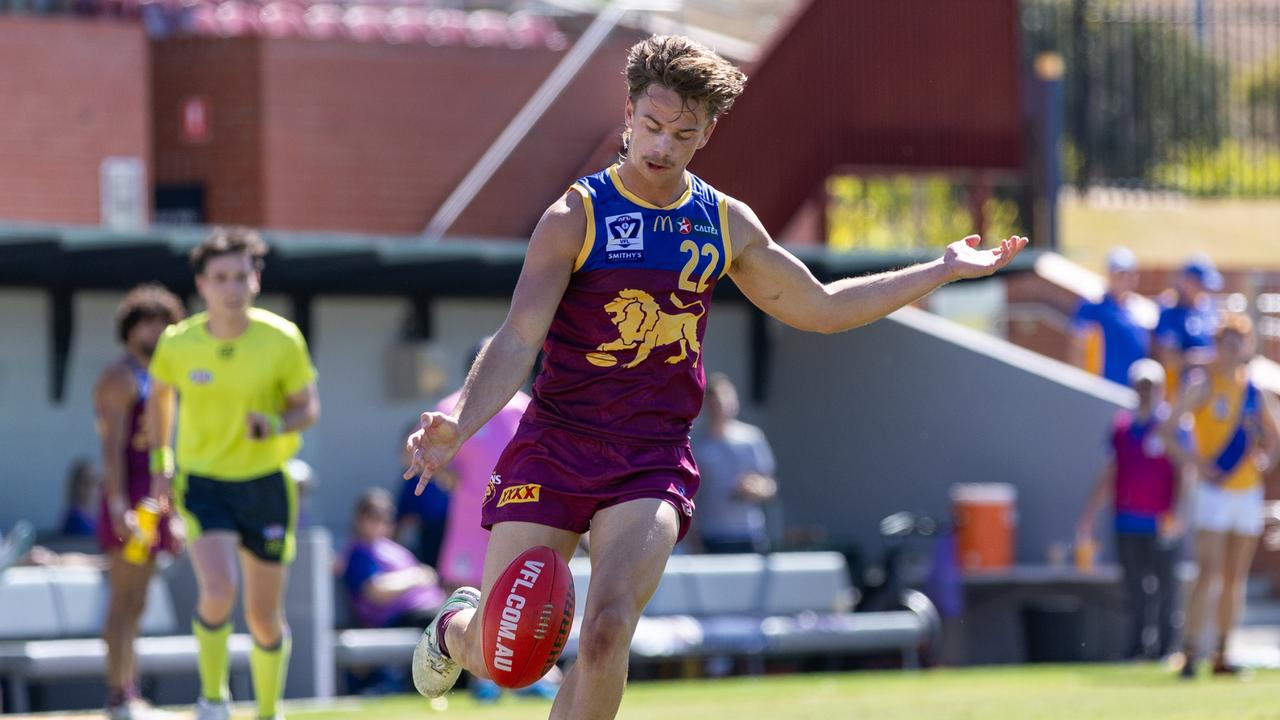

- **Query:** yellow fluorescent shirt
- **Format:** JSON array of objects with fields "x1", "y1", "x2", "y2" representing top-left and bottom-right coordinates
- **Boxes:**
[{"x1": 149, "y1": 308, "x2": 317, "y2": 480}]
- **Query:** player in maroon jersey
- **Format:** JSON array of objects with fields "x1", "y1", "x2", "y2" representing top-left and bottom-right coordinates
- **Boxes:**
[
  {"x1": 94, "y1": 284, "x2": 185, "y2": 719},
  {"x1": 406, "y1": 34, "x2": 1027, "y2": 718}
]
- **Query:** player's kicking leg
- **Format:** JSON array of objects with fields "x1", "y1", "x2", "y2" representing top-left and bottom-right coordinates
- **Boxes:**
[
  {"x1": 412, "y1": 521, "x2": 579, "y2": 697},
  {"x1": 550, "y1": 499, "x2": 678, "y2": 720}
]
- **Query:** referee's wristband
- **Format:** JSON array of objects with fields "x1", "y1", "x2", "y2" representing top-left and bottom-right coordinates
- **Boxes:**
[
  {"x1": 149, "y1": 447, "x2": 175, "y2": 476},
  {"x1": 267, "y1": 413, "x2": 285, "y2": 436}
]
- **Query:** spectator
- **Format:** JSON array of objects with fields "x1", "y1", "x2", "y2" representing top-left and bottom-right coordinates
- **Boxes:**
[
  {"x1": 1166, "y1": 314, "x2": 1280, "y2": 678},
  {"x1": 61, "y1": 459, "x2": 101, "y2": 537},
  {"x1": 340, "y1": 488, "x2": 445, "y2": 694},
  {"x1": 1069, "y1": 247, "x2": 1150, "y2": 386},
  {"x1": 1154, "y1": 254, "x2": 1222, "y2": 401},
  {"x1": 342, "y1": 488, "x2": 445, "y2": 630},
  {"x1": 1076, "y1": 359, "x2": 1183, "y2": 659},
  {"x1": 692, "y1": 373, "x2": 777, "y2": 554}
]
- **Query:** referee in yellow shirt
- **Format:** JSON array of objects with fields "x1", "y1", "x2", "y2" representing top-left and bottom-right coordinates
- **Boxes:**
[{"x1": 146, "y1": 228, "x2": 320, "y2": 720}]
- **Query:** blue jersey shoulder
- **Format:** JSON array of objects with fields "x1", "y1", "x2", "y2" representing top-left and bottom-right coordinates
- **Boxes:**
[{"x1": 573, "y1": 166, "x2": 729, "y2": 277}]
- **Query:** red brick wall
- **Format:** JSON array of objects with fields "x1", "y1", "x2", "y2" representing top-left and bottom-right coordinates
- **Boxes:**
[
  {"x1": 259, "y1": 39, "x2": 563, "y2": 235},
  {"x1": 693, "y1": 0, "x2": 1022, "y2": 236},
  {"x1": 0, "y1": 17, "x2": 149, "y2": 224},
  {"x1": 151, "y1": 31, "x2": 645, "y2": 237},
  {"x1": 152, "y1": 38, "x2": 264, "y2": 225}
]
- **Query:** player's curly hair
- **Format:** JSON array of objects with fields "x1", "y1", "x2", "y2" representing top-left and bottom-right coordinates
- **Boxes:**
[
  {"x1": 189, "y1": 226, "x2": 268, "y2": 275},
  {"x1": 622, "y1": 35, "x2": 747, "y2": 149},
  {"x1": 115, "y1": 283, "x2": 186, "y2": 343}
]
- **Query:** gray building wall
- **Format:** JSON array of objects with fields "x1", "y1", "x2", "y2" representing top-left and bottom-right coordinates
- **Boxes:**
[{"x1": 763, "y1": 306, "x2": 1132, "y2": 565}]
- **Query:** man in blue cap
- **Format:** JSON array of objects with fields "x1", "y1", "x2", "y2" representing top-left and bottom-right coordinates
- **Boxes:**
[
  {"x1": 1071, "y1": 247, "x2": 1151, "y2": 385},
  {"x1": 1154, "y1": 253, "x2": 1222, "y2": 400}
]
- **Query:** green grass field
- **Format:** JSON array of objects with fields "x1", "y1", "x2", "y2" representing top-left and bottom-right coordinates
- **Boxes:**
[{"x1": 288, "y1": 665, "x2": 1280, "y2": 720}]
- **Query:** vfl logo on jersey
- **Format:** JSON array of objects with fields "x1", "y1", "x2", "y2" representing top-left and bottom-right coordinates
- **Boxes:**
[
  {"x1": 497, "y1": 483, "x2": 540, "y2": 507},
  {"x1": 604, "y1": 212, "x2": 644, "y2": 263},
  {"x1": 586, "y1": 289, "x2": 705, "y2": 369},
  {"x1": 190, "y1": 369, "x2": 213, "y2": 385}
]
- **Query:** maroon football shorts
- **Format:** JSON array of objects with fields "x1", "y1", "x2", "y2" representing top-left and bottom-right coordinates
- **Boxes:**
[{"x1": 482, "y1": 422, "x2": 699, "y2": 541}]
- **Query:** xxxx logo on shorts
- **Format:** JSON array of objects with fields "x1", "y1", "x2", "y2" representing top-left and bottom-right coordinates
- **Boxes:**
[{"x1": 496, "y1": 483, "x2": 540, "y2": 507}]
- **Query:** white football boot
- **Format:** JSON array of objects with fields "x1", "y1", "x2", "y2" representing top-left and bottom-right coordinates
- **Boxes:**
[
  {"x1": 194, "y1": 697, "x2": 232, "y2": 720},
  {"x1": 412, "y1": 586, "x2": 481, "y2": 698}
]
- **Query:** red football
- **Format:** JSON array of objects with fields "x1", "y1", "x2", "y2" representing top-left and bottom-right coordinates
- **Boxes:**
[{"x1": 482, "y1": 545, "x2": 576, "y2": 689}]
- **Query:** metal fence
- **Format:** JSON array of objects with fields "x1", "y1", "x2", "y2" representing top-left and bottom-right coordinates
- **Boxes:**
[{"x1": 1022, "y1": 0, "x2": 1280, "y2": 196}]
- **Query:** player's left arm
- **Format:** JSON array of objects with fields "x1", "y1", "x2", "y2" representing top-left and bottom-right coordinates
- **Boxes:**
[{"x1": 725, "y1": 198, "x2": 1027, "y2": 333}]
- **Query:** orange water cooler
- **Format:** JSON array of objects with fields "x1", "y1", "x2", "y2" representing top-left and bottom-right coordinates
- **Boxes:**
[{"x1": 951, "y1": 483, "x2": 1016, "y2": 572}]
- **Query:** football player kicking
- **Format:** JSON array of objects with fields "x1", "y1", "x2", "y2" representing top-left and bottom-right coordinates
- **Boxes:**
[{"x1": 405, "y1": 34, "x2": 1027, "y2": 720}]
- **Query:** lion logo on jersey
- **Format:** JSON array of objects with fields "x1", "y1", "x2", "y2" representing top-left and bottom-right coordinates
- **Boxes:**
[{"x1": 587, "y1": 290, "x2": 705, "y2": 369}]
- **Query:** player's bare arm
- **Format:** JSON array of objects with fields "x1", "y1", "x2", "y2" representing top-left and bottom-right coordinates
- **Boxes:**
[
  {"x1": 404, "y1": 188, "x2": 586, "y2": 490},
  {"x1": 1163, "y1": 370, "x2": 1215, "y2": 480},
  {"x1": 726, "y1": 198, "x2": 1028, "y2": 334},
  {"x1": 246, "y1": 381, "x2": 320, "y2": 440},
  {"x1": 144, "y1": 378, "x2": 177, "y2": 510},
  {"x1": 1158, "y1": 379, "x2": 1199, "y2": 472},
  {"x1": 1075, "y1": 458, "x2": 1115, "y2": 542},
  {"x1": 95, "y1": 363, "x2": 137, "y2": 539}
]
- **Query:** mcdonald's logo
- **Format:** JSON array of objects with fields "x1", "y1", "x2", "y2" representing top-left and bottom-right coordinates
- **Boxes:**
[{"x1": 652, "y1": 215, "x2": 676, "y2": 234}]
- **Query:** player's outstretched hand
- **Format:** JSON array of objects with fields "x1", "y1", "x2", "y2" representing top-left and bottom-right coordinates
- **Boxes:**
[
  {"x1": 403, "y1": 411, "x2": 464, "y2": 495},
  {"x1": 944, "y1": 235, "x2": 1029, "y2": 280}
]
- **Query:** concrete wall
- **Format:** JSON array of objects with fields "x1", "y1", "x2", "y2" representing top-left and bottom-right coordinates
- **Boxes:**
[{"x1": 763, "y1": 305, "x2": 1132, "y2": 565}]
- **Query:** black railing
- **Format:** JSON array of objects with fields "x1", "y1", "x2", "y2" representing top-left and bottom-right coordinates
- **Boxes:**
[{"x1": 1022, "y1": 0, "x2": 1280, "y2": 196}]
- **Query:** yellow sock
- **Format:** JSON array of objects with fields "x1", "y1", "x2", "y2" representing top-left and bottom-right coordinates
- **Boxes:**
[
  {"x1": 250, "y1": 632, "x2": 291, "y2": 719},
  {"x1": 192, "y1": 617, "x2": 232, "y2": 702}
]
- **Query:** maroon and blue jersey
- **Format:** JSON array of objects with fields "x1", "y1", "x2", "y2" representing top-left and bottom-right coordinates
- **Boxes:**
[
  {"x1": 525, "y1": 164, "x2": 733, "y2": 444},
  {"x1": 98, "y1": 357, "x2": 172, "y2": 552},
  {"x1": 123, "y1": 358, "x2": 152, "y2": 494}
]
